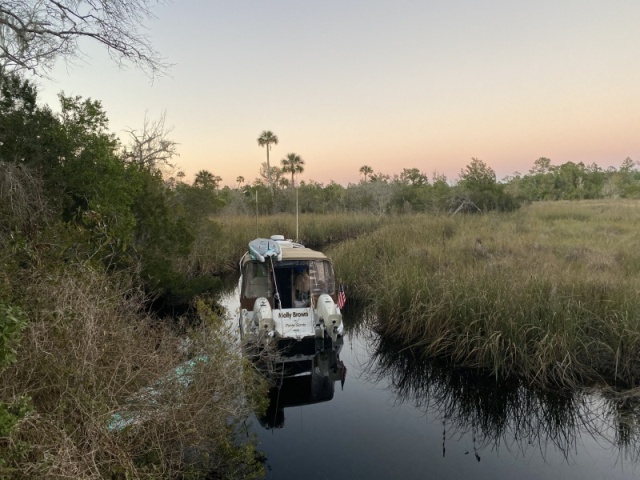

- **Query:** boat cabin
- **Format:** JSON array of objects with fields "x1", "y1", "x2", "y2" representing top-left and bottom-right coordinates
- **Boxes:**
[{"x1": 240, "y1": 243, "x2": 339, "y2": 311}]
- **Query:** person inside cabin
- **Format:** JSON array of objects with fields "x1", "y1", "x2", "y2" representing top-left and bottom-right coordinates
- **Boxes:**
[{"x1": 294, "y1": 266, "x2": 310, "y2": 305}]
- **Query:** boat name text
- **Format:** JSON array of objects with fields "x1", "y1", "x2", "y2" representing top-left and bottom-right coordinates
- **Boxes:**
[{"x1": 278, "y1": 311, "x2": 309, "y2": 319}]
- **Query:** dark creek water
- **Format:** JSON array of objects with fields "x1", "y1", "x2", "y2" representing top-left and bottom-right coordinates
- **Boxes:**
[{"x1": 220, "y1": 287, "x2": 640, "y2": 480}]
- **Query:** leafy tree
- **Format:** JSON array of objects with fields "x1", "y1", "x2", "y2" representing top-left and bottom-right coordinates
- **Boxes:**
[
  {"x1": 520, "y1": 158, "x2": 557, "y2": 200},
  {"x1": 323, "y1": 181, "x2": 347, "y2": 212},
  {"x1": 583, "y1": 162, "x2": 605, "y2": 199},
  {"x1": 257, "y1": 130, "x2": 278, "y2": 192},
  {"x1": 370, "y1": 171, "x2": 390, "y2": 183},
  {"x1": 620, "y1": 157, "x2": 637, "y2": 174},
  {"x1": 0, "y1": 74, "x2": 62, "y2": 175},
  {"x1": 281, "y1": 153, "x2": 305, "y2": 187},
  {"x1": 431, "y1": 172, "x2": 452, "y2": 212},
  {"x1": 242, "y1": 182, "x2": 273, "y2": 215},
  {"x1": 529, "y1": 157, "x2": 552, "y2": 175},
  {"x1": 457, "y1": 158, "x2": 519, "y2": 212},
  {"x1": 616, "y1": 157, "x2": 640, "y2": 198},
  {"x1": 391, "y1": 171, "x2": 431, "y2": 213},
  {"x1": 175, "y1": 170, "x2": 225, "y2": 225},
  {"x1": 458, "y1": 157, "x2": 496, "y2": 190},
  {"x1": 0, "y1": 72, "x2": 217, "y2": 306},
  {"x1": 346, "y1": 182, "x2": 376, "y2": 212},
  {"x1": 544, "y1": 161, "x2": 604, "y2": 200},
  {"x1": 298, "y1": 180, "x2": 325, "y2": 213},
  {"x1": 259, "y1": 161, "x2": 283, "y2": 190},
  {"x1": 400, "y1": 168, "x2": 428, "y2": 186}
]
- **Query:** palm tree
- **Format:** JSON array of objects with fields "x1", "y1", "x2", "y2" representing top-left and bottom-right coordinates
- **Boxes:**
[
  {"x1": 194, "y1": 170, "x2": 220, "y2": 189},
  {"x1": 359, "y1": 165, "x2": 373, "y2": 183},
  {"x1": 236, "y1": 175, "x2": 245, "y2": 189},
  {"x1": 281, "y1": 153, "x2": 305, "y2": 187},
  {"x1": 257, "y1": 130, "x2": 278, "y2": 192}
]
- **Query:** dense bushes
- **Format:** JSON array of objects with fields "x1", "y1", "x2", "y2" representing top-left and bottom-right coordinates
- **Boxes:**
[
  {"x1": 0, "y1": 266, "x2": 265, "y2": 478},
  {"x1": 0, "y1": 72, "x2": 266, "y2": 478}
]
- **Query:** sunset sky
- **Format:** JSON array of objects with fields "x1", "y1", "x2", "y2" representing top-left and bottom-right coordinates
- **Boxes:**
[{"x1": 37, "y1": 0, "x2": 640, "y2": 186}]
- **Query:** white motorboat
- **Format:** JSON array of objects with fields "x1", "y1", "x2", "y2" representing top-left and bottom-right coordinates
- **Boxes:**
[{"x1": 239, "y1": 235, "x2": 344, "y2": 347}]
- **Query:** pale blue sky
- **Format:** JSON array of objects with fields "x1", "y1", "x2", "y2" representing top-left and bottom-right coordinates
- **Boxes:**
[{"x1": 38, "y1": 0, "x2": 640, "y2": 185}]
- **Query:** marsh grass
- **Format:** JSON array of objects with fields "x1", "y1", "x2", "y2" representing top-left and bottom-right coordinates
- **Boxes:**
[
  {"x1": 200, "y1": 213, "x2": 383, "y2": 274},
  {"x1": 329, "y1": 200, "x2": 640, "y2": 389}
]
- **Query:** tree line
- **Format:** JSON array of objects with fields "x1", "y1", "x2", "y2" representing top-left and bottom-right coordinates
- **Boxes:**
[{"x1": 191, "y1": 153, "x2": 639, "y2": 217}]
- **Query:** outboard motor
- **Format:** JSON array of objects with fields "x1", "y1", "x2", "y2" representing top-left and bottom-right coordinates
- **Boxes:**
[
  {"x1": 253, "y1": 297, "x2": 275, "y2": 338},
  {"x1": 316, "y1": 294, "x2": 343, "y2": 343}
]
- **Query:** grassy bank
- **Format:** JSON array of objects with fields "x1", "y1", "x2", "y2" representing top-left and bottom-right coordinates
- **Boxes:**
[
  {"x1": 0, "y1": 265, "x2": 267, "y2": 479},
  {"x1": 329, "y1": 200, "x2": 640, "y2": 389}
]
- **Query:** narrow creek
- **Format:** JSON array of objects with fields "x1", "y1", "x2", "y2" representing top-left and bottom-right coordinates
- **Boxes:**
[{"x1": 219, "y1": 282, "x2": 640, "y2": 480}]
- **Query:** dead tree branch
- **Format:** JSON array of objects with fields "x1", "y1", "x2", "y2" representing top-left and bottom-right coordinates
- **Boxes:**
[{"x1": 0, "y1": 0, "x2": 168, "y2": 77}]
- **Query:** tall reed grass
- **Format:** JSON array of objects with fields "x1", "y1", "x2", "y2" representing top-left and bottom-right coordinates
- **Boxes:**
[
  {"x1": 329, "y1": 200, "x2": 640, "y2": 389},
  {"x1": 196, "y1": 213, "x2": 383, "y2": 274}
]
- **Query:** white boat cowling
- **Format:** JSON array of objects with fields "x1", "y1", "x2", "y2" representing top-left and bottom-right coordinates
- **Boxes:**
[
  {"x1": 253, "y1": 297, "x2": 275, "y2": 336},
  {"x1": 316, "y1": 293, "x2": 343, "y2": 342},
  {"x1": 270, "y1": 234, "x2": 304, "y2": 249}
]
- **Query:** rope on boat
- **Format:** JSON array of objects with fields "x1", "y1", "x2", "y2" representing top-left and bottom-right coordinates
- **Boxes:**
[{"x1": 269, "y1": 256, "x2": 281, "y2": 310}]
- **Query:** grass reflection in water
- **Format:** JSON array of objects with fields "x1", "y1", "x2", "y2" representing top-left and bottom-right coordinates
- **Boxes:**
[{"x1": 363, "y1": 329, "x2": 640, "y2": 466}]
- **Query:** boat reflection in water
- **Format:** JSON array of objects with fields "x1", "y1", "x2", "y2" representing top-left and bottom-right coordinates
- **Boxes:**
[
  {"x1": 365, "y1": 332, "x2": 640, "y2": 466},
  {"x1": 255, "y1": 338, "x2": 346, "y2": 429}
]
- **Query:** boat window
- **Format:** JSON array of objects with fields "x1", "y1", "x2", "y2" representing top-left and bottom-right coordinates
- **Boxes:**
[
  {"x1": 310, "y1": 260, "x2": 336, "y2": 295},
  {"x1": 243, "y1": 262, "x2": 270, "y2": 298}
]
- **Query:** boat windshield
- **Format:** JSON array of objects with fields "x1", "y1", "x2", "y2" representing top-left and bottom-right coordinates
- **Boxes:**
[
  {"x1": 309, "y1": 260, "x2": 336, "y2": 295},
  {"x1": 242, "y1": 259, "x2": 336, "y2": 300},
  {"x1": 242, "y1": 262, "x2": 270, "y2": 298}
]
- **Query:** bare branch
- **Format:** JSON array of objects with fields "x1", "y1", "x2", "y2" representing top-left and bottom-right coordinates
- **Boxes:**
[
  {"x1": 122, "y1": 111, "x2": 178, "y2": 170},
  {"x1": 0, "y1": 0, "x2": 169, "y2": 77}
]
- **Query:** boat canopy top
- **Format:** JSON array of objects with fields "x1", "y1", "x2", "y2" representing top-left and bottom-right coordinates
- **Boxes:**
[{"x1": 241, "y1": 244, "x2": 329, "y2": 266}]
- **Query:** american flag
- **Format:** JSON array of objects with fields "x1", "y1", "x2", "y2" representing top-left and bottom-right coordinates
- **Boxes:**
[{"x1": 337, "y1": 284, "x2": 346, "y2": 309}]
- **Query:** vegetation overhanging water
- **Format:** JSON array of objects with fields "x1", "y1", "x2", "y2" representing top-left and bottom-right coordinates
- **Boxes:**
[{"x1": 328, "y1": 201, "x2": 640, "y2": 390}]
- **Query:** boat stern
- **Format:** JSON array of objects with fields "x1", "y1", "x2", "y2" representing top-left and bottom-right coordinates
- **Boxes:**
[{"x1": 274, "y1": 307, "x2": 316, "y2": 341}]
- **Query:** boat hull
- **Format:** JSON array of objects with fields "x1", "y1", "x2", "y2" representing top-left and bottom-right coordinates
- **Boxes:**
[{"x1": 240, "y1": 301, "x2": 343, "y2": 346}]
